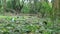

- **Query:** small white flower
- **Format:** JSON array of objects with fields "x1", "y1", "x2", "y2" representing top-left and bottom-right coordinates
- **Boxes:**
[{"x1": 11, "y1": 18, "x2": 15, "y2": 22}]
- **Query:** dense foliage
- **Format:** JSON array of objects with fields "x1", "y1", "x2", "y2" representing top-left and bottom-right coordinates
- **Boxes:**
[{"x1": 0, "y1": 0, "x2": 52, "y2": 14}]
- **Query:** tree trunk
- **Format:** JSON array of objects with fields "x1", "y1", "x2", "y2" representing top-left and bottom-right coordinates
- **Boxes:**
[{"x1": 52, "y1": 0, "x2": 60, "y2": 20}]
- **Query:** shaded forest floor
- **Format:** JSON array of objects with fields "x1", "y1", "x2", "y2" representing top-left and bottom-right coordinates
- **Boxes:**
[{"x1": 0, "y1": 12, "x2": 60, "y2": 34}]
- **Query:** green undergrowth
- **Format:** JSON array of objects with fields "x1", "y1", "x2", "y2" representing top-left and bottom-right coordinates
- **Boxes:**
[{"x1": 0, "y1": 16, "x2": 59, "y2": 34}]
